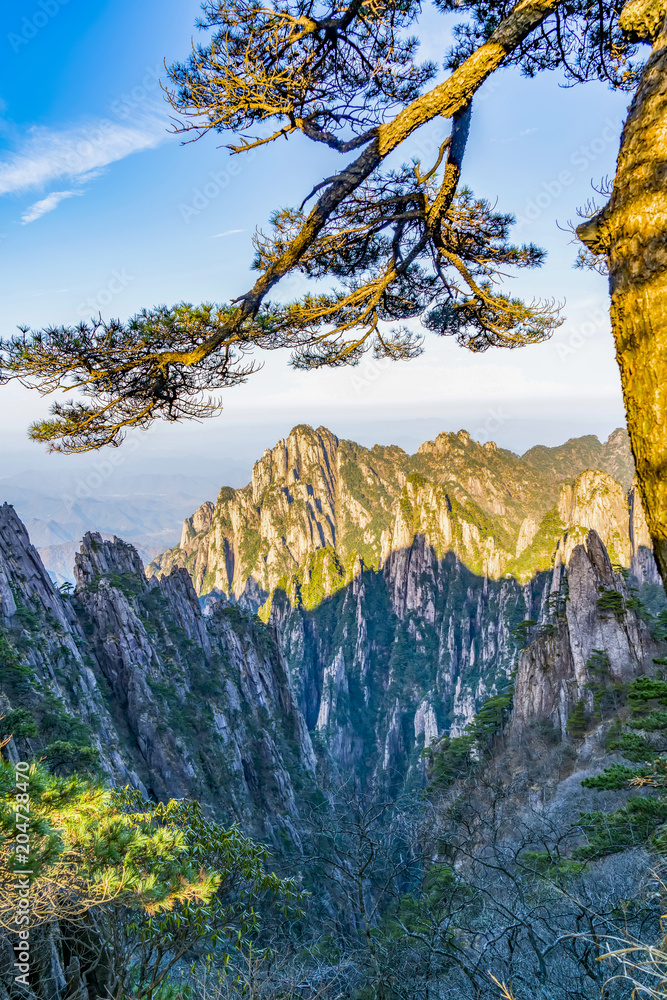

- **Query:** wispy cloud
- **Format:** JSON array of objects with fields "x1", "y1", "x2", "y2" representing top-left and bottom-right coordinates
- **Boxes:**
[
  {"x1": 0, "y1": 114, "x2": 169, "y2": 198},
  {"x1": 491, "y1": 127, "x2": 540, "y2": 145},
  {"x1": 211, "y1": 229, "x2": 245, "y2": 238},
  {"x1": 21, "y1": 190, "x2": 81, "y2": 224}
]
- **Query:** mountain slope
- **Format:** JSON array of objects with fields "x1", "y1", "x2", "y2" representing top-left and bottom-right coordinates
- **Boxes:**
[
  {"x1": 146, "y1": 424, "x2": 658, "y2": 781},
  {"x1": 522, "y1": 426, "x2": 635, "y2": 488},
  {"x1": 148, "y1": 425, "x2": 637, "y2": 605},
  {"x1": 0, "y1": 504, "x2": 315, "y2": 843}
]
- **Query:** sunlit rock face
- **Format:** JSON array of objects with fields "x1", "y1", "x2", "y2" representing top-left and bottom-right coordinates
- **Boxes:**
[
  {"x1": 147, "y1": 424, "x2": 661, "y2": 784},
  {"x1": 148, "y1": 424, "x2": 641, "y2": 600}
]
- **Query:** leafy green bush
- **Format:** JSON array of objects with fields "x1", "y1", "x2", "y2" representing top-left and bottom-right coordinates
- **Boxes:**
[
  {"x1": 653, "y1": 609, "x2": 667, "y2": 642},
  {"x1": 519, "y1": 850, "x2": 586, "y2": 878},
  {"x1": 14, "y1": 603, "x2": 41, "y2": 632},
  {"x1": 426, "y1": 733, "x2": 476, "y2": 789},
  {"x1": 425, "y1": 682, "x2": 514, "y2": 792},
  {"x1": 40, "y1": 694, "x2": 94, "y2": 745},
  {"x1": 582, "y1": 764, "x2": 653, "y2": 790},
  {"x1": 605, "y1": 729, "x2": 655, "y2": 762},
  {"x1": 0, "y1": 632, "x2": 34, "y2": 700},
  {"x1": 629, "y1": 710, "x2": 667, "y2": 732},
  {"x1": 584, "y1": 649, "x2": 627, "y2": 718},
  {"x1": 628, "y1": 676, "x2": 667, "y2": 708},
  {"x1": 579, "y1": 756, "x2": 667, "y2": 858},
  {"x1": 575, "y1": 796, "x2": 667, "y2": 859},
  {"x1": 0, "y1": 762, "x2": 298, "y2": 1000},
  {"x1": 511, "y1": 619, "x2": 537, "y2": 648}
]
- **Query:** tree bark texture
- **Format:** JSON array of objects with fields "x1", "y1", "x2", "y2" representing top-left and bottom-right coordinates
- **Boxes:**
[{"x1": 606, "y1": 11, "x2": 667, "y2": 581}]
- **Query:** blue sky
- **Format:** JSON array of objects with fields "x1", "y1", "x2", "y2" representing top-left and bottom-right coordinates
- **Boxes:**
[{"x1": 0, "y1": 0, "x2": 634, "y2": 485}]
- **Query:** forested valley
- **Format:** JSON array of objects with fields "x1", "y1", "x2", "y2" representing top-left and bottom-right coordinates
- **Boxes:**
[{"x1": 2, "y1": 427, "x2": 667, "y2": 998}]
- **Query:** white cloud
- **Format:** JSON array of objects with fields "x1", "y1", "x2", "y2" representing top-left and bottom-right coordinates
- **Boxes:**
[
  {"x1": 21, "y1": 190, "x2": 80, "y2": 224},
  {"x1": 0, "y1": 113, "x2": 169, "y2": 197},
  {"x1": 211, "y1": 229, "x2": 245, "y2": 238}
]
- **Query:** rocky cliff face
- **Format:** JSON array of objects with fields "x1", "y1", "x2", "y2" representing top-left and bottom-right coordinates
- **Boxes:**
[
  {"x1": 148, "y1": 425, "x2": 641, "y2": 603},
  {"x1": 0, "y1": 504, "x2": 137, "y2": 786},
  {"x1": 512, "y1": 528, "x2": 660, "y2": 733},
  {"x1": 73, "y1": 532, "x2": 316, "y2": 840},
  {"x1": 147, "y1": 425, "x2": 657, "y2": 783},
  {"x1": 147, "y1": 424, "x2": 575, "y2": 602},
  {"x1": 522, "y1": 426, "x2": 636, "y2": 489},
  {"x1": 2, "y1": 424, "x2": 662, "y2": 835},
  {"x1": 0, "y1": 507, "x2": 316, "y2": 843}
]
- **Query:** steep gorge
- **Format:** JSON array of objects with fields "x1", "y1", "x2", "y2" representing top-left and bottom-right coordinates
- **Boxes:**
[
  {"x1": 1, "y1": 424, "x2": 662, "y2": 821},
  {"x1": 2, "y1": 426, "x2": 666, "y2": 1000},
  {"x1": 148, "y1": 425, "x2": 660, "y2": 773},
  {"x1": 0, "y1": 504, "x2": 316, "y2": 844}
]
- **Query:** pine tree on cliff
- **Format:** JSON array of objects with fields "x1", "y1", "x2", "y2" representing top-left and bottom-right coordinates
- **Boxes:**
[
  {"x1": 0, "y1": 761, "x2": 296, "y2": 1000},
  {"x1": 2, "y1": 0, "x2": 667, "y2": 581},
  {"x1": 565, "y1": 698, "x2": 589, "y2": 739}
]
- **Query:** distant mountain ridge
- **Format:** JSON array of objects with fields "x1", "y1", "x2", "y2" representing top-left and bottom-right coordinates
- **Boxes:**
[
  {"x1": 522, "y1": 427, "x2": 636, "y2": 488},
  {"x1": 148, "y1": 424, "x2": 641, "y2": 607},
  {"x1": 0, "y1": 470, "x2": 226, "y2": 585}
]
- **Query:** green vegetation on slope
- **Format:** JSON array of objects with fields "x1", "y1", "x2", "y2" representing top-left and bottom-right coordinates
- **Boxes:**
[
  {"x1": 151, "y1": 424, "x2": 635, "y2": 603},
  {"x1": 0, "y1": 760, "x2": 296, "y2": 1000}
]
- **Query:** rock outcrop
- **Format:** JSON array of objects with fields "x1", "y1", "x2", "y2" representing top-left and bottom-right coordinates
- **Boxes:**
[
  {"x1": 149, "y1": 425, "x2": 644, "y2": 604},
  {"x1": 147, "y1": 425, "x2": 661, "y2": 781},
  {"x1": 0, "y1": 504, "x2": 136, "y2": 786},
  {"x1": 512, "y1": 529, "x2": 660, "y2": 734},
  {"x1": 0, "y1": 510, "x2": 316, "y2": 843},
  {"x1": 148, "y1": 424, "x2": 599, "y2": 601},
  {"x1": 2, "y1": 423, "x2": 663, "y2": 831}
]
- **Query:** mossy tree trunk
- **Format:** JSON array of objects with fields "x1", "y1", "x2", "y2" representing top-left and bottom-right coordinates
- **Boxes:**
[{"x1": 582, "y1": 6, "x2": 667, "y2": 583}]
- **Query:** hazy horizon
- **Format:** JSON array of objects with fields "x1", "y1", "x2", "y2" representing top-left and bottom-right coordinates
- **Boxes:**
[{"x1": 1, "y1": 0, "x2": 628, "y2": 483}]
